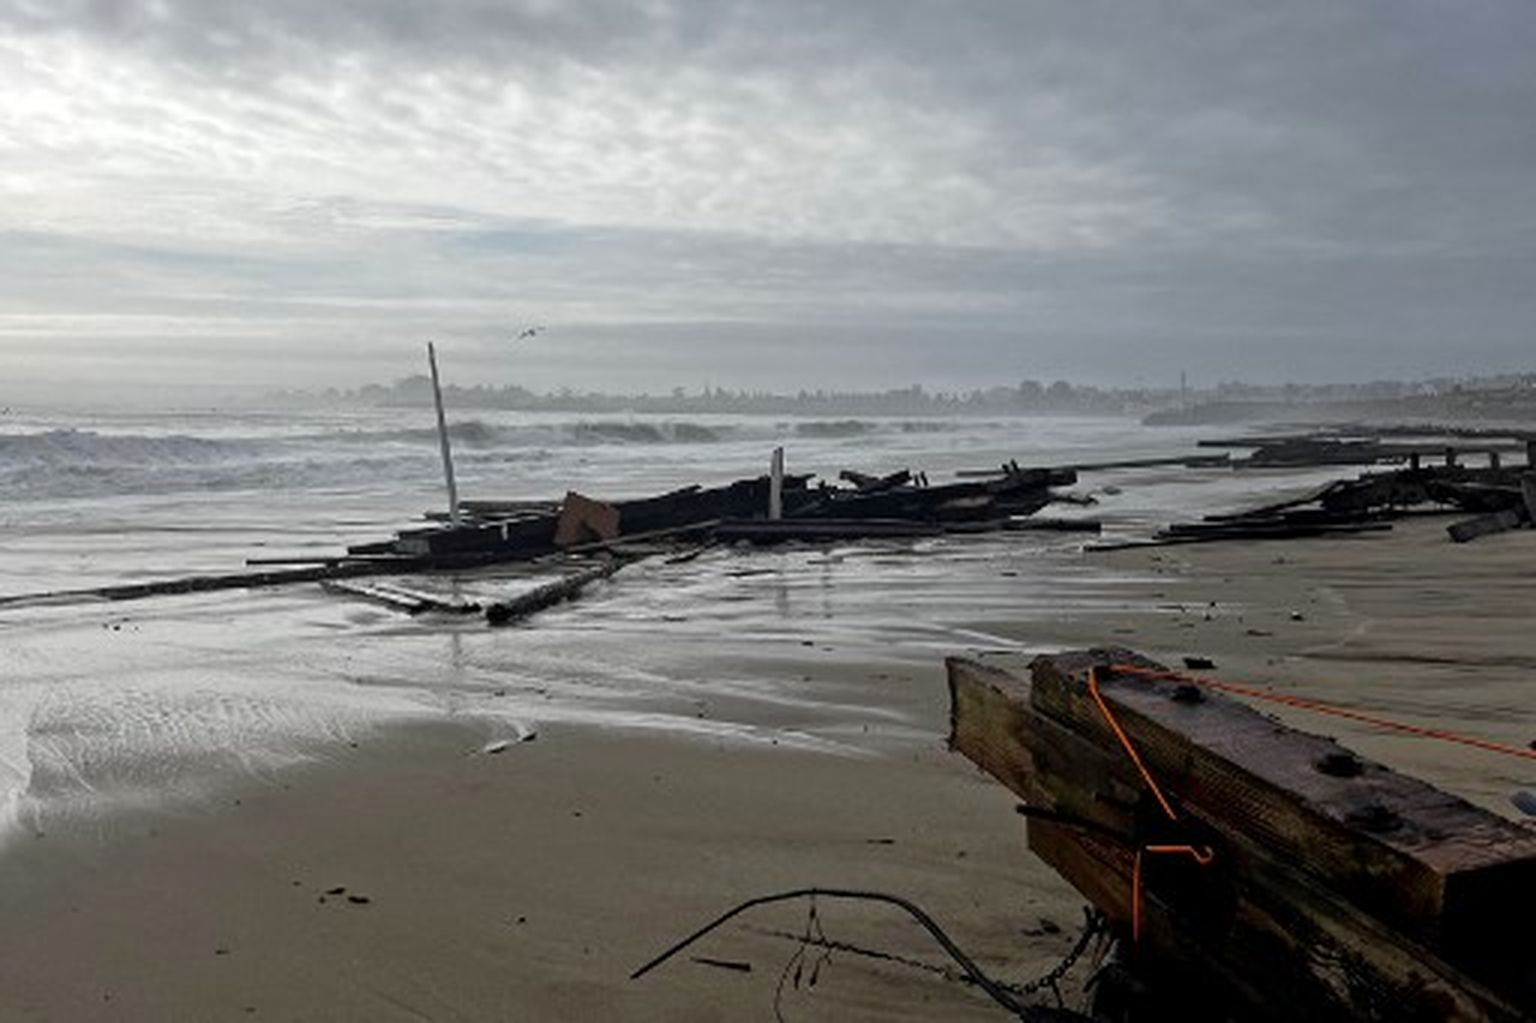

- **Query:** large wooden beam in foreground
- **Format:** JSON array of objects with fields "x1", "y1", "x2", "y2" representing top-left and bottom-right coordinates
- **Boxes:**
[{"x1": 947, "y1": 651, "x2": 1536, "y2": 1022}]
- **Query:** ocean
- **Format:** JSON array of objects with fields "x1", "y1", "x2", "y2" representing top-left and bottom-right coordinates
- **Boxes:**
[{"x1": 0, "y1": 403, "x2": 1338, "y2": 844}]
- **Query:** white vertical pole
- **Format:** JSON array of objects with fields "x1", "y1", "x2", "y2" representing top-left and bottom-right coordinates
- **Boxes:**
[
  {"x1": 768, "y1": 446, "x2": 784, "y2": 520},
  {"x1": 427, "y1": 341, "x2": 461, "y2": 527}
]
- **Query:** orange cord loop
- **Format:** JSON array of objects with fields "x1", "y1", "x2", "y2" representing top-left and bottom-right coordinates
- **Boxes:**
[{"x1": 1087, "y1": 665, "x2": 1217, "y2": 943}]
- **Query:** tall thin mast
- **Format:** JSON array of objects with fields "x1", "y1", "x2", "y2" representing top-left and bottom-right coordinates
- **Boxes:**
[{"x1": 426, "y1": 341, "x2": 461, "y2": 527}]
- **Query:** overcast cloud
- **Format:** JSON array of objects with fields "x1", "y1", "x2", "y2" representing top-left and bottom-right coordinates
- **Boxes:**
[{"x1": 2, "y1": 1, "x2": 1533, "y2": 396}]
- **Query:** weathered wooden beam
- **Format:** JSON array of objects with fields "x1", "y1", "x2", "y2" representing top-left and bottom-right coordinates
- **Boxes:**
[
  {"x1": 1026, "y1": 653, "x2": 1536, "y2": 944},
  {"x1": 1447, "y1": 508, "x2": 1527, "y2": 543},
  {"x1": 484, "y1": 560, "x2": 625, "y2": 625},
  {"x1": 946, "y1": 653, "x2": 1536, "y2": 1022}
]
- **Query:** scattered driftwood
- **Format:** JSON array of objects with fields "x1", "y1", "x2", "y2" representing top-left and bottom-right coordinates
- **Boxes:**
[
  {"x1": 947, "y1": 651, "x2": 1536, "y2": 1021},
  {"x1": 484, "y1": 560, "x2": 625, "y2": 625}
]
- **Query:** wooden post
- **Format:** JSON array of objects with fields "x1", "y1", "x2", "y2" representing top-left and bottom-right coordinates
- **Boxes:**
[
  {"x1": 1522, "y1": 473, "x2": 1536, "y2": 523},
  {"x1": 1409, "y1": 452, "x2": 1422, "y2": 471},
  {"x1": 1490, "y1": 451, "x2": 1501, "y2": 470},
  {"x1": 427, "y1": 342, "x2": 461, "y2": 528},
  {"x1": 768, "y1": 446, "x2": 784, "y2": 520},
  {"x1": 1527, "y1": 438, "x2": 1536, "y2": 468},
  {"x1": 1444, "y1": 446, "x2": 1458, "y2": 468}
]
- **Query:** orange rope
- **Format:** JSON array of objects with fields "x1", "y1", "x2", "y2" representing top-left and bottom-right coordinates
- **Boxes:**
[
  {"x1": 1082, "y1": 658, "x2": 1535, "y2": 945},
  {"x1": 1088, "y1": 665, "x2": 1180, "y2": 820},
  {"x1": 1086, "y1": 666, "x2": 1214, "y2": 942},
  {"x1": 1107, "y1": 663, "x2": 1536, "y2": 764},
  {"x1": 1131, "y1": 846, "x2": 1215, "y2": 944}
]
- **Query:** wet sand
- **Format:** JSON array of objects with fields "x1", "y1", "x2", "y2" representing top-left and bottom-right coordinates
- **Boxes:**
[
  {"x1": 0, "y1": 714, "x2": 1076, "y2": 1022},
  {"x1": 1, "y1": 515, "x2": 1533, "y2": 1020}
]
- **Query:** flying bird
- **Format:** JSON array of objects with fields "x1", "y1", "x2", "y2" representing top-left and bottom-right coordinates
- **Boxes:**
[{"x1": 515, "y1": 325, "x2": 546, "y2": 341}]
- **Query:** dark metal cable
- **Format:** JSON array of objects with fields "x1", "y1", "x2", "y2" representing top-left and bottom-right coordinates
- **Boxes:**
[
  {"x1": 630, "y1": 886, "x2": 1041, "y2": 1018},
  {"x1": 751, "y1": 903, "x2": 1106, "y2": 1002}
]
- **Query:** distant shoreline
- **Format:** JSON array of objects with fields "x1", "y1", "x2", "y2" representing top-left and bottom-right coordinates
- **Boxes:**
[{"x1": 257, "y1": 370, "x2": 1536, "y2": 426}]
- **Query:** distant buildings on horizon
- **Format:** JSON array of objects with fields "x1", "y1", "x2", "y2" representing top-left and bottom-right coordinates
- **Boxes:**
[{"x1": 269, "y1": 370, "x2": 1536, "y2": 420}]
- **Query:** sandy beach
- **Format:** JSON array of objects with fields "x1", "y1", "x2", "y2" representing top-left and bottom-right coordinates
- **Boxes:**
[{"x1": 1, "y1": 514, "x2": 1532, "y2": 1021}]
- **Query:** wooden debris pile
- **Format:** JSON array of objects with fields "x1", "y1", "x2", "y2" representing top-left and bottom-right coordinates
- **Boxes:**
[
  {"x1": 0, "y1": 461, "x2": 1096, "y2": 614},
  {"x1": 1093, "y1": 448, "x2": 1536, "y2": 550},
  {"x1": 1199, "y1": 431, "x2": 1535, "y2": 470},
  {"x1": 364, "y1": 463, "x2": 1088, "y2": 563},
  {"x1": 947, "y1": 650, "x2": 1536, "y2": 1022}
]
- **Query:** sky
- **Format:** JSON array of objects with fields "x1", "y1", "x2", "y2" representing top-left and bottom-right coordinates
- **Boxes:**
[{"x1": 2, "y1": 1, "x2": 1534, "y2": 399}]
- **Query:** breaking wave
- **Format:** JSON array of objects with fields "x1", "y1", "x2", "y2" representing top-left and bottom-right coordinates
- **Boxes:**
[
  {"x1": 0, "y1": 429, "x2": 246, "y2": 466},
  {"x1": 0, "y1": 415, "x2": 992, "y2": 503}
]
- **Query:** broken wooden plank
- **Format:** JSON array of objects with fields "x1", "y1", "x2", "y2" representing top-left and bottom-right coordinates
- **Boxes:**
[
  {"x1": 484, "y1": 560, "x2": 626, "y2": 625},
  {"x1": 554, "y1": 491, "x2": 622, "y2": 547},
  {"x1": 1447, "y1": 508, "x2": 1527, "y2": 543}
]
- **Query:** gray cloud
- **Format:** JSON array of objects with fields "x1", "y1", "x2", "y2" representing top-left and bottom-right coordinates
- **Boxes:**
[{"x1": 1, "y1": 1, "x2": 1533, "y2": 396}]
